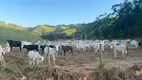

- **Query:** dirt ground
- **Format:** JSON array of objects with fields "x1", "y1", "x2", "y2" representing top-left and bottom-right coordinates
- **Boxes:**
[{"x1": 3, "y1": 48, "x2": 142, "y2": 74}]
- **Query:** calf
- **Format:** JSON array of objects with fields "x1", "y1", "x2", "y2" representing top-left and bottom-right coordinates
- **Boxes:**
[
  {"x1": 7, "y1": 40, "x2": 22, "y2": 52},
  {"x1": 61, "y1": 45, "x2": 73, "y2": 56},
  {"x1": 28, "y1": 50, "x2": 44, "y2": 65}
]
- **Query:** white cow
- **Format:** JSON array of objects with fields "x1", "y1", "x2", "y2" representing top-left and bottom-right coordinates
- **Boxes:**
[
  {"x1": 92, "y1": 41, "x2": 105, "y2": 54},
  {"x1": 92, "y1": 42, "x2": 100, "y2": 54},
  {"x1": 130, "y1": 40, "x2": 138, "y2": 49},
  {"x1": 44, "y1": 46, "x2": 57, "y2": 66},
  {"x1": 28, "y1": 50, "x2": 44, "y2": 65},
  {"x1": 113, "y1": 44, "x2": 128, "y2": 60}
]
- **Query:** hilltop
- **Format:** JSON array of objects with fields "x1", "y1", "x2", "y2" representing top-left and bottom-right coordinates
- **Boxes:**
[
  {"x1": 29, "y1": 25, "x2": 77, "y2": 40},
  {"x1": 0, "y1": 22, "x2": 42, "y2": 45}
]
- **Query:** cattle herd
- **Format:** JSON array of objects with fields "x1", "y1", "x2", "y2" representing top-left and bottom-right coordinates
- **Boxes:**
[{"x1": 0, "y1": 39, "x2": 142, "y2": 67}]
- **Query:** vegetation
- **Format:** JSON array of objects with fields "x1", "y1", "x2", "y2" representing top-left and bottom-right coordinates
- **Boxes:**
[
  {"x1": 0, "y1": 27, "x2": 42, "y2": 46},
  {"x1": 78, "y1": 0, "x2": 142, "y2": 39},
  {"x1": 0, "y1": 64, "x2": 84, "y2": 80},
  {"x1": 32, "y1": 25, "x2": 76, "y2": 40},
  {"x1": 32, "y1": 0, "x2": 142, "y2": 40},
  {"x1": 62, "y1": 28, "x2": 76, "y2": 36},
  {"x1": 0, "y1": 63, "x2": 141, "y2": 80},
  {"x1": 32, "y1": 25, "x2": 56, "y2": 36},
  {"x1": 0, "y1": 21, "x2": 26, "y2": 30}
]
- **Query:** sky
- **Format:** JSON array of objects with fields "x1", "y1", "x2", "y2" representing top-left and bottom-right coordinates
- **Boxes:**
[{"x1": 0, "y1": 0, "x2": 123, "y2": 27}]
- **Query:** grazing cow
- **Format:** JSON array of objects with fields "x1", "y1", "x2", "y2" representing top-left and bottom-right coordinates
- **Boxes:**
[
  {"x1": 28, "y1": 50, "x2": 44, "y2": 65},
  {"x1": 23, "y1": 45, "x2": 39, "y2": 52},
  {"x1": 61, "y1": 45, "x2": 73, "y2": 56},
  {"x1": 44, "y1": 45, "x2": 57, "y2": 65},
  {"x1": 7, "y1": 40, "x2": 22, "y2": 52}
]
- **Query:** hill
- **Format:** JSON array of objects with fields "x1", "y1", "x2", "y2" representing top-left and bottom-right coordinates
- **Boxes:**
[
  {"x1": 62, "y1": 28, "x2": 76, "y2": 36},
  {"x1": 32, "y1": 25, "x2": 56, "y2": 36},
  {"x1": 31, "y1": 25, "x2": 77, "y2": 40},
  {"x1": 0, "y1": 21, "x2": 26, "y2": 30},
  {"x1": 0, "y1": 27, "x2": 42, "y2": 46}
]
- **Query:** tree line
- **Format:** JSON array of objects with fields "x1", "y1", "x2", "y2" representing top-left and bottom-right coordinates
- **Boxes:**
[
  {"x1": 41, "y1": 0, "x2": 142, "y2": 40},
  {"x1": 80, "y1": 0, "x2": 142, "y2": 39}
]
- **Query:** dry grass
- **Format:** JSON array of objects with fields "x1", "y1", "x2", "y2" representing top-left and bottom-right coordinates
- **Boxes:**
[{"x1": 0, "y1": 48, "x2": 142, "y2": 80}]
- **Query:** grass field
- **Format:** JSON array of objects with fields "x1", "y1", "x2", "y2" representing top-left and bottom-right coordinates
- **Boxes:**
[{"x1": 0, "y1": 27, "x2": 42, "y2": 46}]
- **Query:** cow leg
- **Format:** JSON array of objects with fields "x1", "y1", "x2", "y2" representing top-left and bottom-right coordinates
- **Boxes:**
[
  {"x1": 122, "y1": 50, "x2": 125, "y2": 60},
  {"x1": 48, "y1": 54, "x2": 51, "y2": 66},
  {"x1": 124, "y1": 50, "x2": 127, "y2": 60},
  {"x1": 10, "y1": 47, "x2": 12, "y2": 51},
  {"x1": 19, "y1": 46, "x2": 21, "y2": 52},
  {"x1": 63, "y1": 50, "x2": 66, "y2": 56},
  {"x1": 42, "y1": 48, "x2": 44, "y2": 54},
  {"x1": 114, "y1": 50, "x2": 117, "y2": 58},
  {"x1": 71, "y1": 49, "x2": 73, "y2": 55},
  {"x1": 29, "y1": 59, "x2": 32, "y2": 66},
  {"x1": 36, "y1": 48, "x2": 39, "y2": 52},
  {"x1": 52, "y1": 55, "x2": 56, "y2": 65}
]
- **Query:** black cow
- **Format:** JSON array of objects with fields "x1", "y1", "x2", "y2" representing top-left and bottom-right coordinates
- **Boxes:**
[
  {"x1": 7, "y1": 40, "x2": 22, "y2": 52},
  {"x1": 23, "y1": 45, "x2": 39, "y2": 52},
  {"x1": 61, "y1": 45, "x2": 73, "y2": 56}
]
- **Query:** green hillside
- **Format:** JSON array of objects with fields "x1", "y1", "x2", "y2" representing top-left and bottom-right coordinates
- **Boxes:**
[
  {"x1": 59, "y1": 26, "x2": 69, "y2": 30},
  {"x1": 0, "y1": 21, "x2": 26, "y2": 30},
  {"x1": 62, "y1": 28, "x2": 76, "y2": 36},
  {"x1": 31, "y1": 25, "x2": 76, "y2": 39},
  {"x1": 32, "y1": 25, "x2": 56, "y2": 36},
  {"x1": 8, "y1": 23, "x2": 26, "y2": 30},
  {"x1": 0, "y1": 27, "x2": 42, "y2": 46}
]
